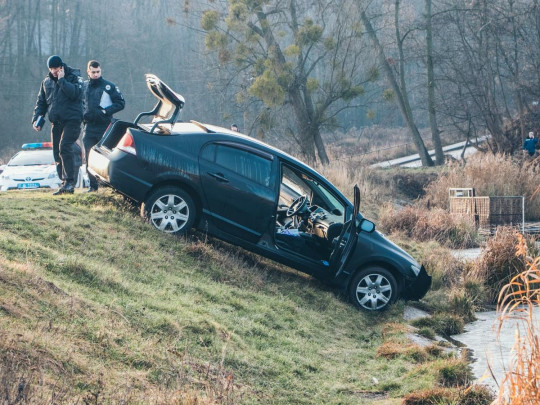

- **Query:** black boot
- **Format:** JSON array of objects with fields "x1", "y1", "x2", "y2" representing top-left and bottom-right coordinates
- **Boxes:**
[{"x1": 53, "y1": 183, "x2": 75, "y2": 195}]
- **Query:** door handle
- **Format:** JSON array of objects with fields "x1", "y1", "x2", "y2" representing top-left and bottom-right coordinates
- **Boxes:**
[{"x1": 208, "y1": 172, "x2": 229, "y2": 183}]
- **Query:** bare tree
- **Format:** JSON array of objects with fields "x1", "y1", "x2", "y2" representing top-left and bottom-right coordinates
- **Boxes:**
[
  {"x1": 434, "y1": 0, "x2": 540, "y2": 153},
  {"x1": 199, "y1": 0, "x2": 376, "y2": 164},
  {"x1": 358, "y1": 1, "x2": 434, "y2": 166}
]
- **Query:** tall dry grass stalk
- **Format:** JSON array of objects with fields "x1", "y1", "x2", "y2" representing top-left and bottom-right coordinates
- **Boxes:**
[
  {"x1": 378, "y1": 204, "x2": 478, "y2": 248},
  {"x1": 469, "y1": 227, "x2": 528, "y2": 304},
  {"x1": 495, "y1": 234, "x2": 540, "y2": 404},
  {"x1": 314, "y1": 159, "x2": 391, "y2": 218},
  {"x1": 423, "y1": 153, "x2": 540, "y2": 220}
]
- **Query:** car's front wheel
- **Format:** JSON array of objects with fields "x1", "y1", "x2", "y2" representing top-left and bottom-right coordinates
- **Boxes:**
[
  {"x1": 141, "y1": 186, "x2": 196, "y2": 235},
  {"x1": 349, "y1": 267, "x2": 398, "y2": 311}
]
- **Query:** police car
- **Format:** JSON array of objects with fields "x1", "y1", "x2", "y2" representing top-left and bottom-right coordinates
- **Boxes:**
[{"x1": 0, "y1": 142, "x2": 88, "y2": 191}]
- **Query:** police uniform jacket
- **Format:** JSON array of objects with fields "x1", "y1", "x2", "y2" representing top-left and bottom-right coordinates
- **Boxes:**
[
  {"x1": 32, "y1": 64, "x2": 83, "y2": 124},
  {"x1": 83, "y1": 77, "x2": 125, "y2": 126}
]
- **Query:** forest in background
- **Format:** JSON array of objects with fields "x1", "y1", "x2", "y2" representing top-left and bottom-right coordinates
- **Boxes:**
[{"x1": 1, "y1": 0, "x2": 539, "y2": 164}]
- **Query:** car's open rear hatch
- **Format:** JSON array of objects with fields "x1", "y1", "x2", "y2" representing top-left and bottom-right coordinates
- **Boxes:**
[
  {"x1": 134, "y1": 74, "x2": 185, "y2": 134},
  {"x1": 97, "y1": 74, "x2": 186, "y2": 151}
]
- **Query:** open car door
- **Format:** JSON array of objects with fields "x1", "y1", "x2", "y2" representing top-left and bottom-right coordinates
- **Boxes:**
[{"x1": 330, "y1": 185, "x2": 361, "y2": 277}]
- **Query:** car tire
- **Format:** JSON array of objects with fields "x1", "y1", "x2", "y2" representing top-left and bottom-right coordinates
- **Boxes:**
[
  {"x1": 141, "y1": 186, "x2": 196, "y2": 235},
  {"x1": 349, "y1": 267, "x2": 398, "y2": 311}
]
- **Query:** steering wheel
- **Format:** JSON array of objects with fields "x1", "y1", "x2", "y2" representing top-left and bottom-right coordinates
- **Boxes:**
[{"x1": 286, "y1": 195, "x2": 308, "y2": 217}]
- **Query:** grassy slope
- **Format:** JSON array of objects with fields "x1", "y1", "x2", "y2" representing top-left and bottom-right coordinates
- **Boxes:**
[{"x1": 0, "y1": 191, "x2": 442, "y2": 404}]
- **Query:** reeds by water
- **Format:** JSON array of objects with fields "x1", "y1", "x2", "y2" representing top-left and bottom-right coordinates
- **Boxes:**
[{"x1": 495, "y1": 234, "x2": 540, "y2": 404}]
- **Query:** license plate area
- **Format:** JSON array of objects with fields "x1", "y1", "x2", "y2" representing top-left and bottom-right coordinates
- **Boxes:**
[{"x1": 17, "y1": 182, "x2": 40, "y2": 189}]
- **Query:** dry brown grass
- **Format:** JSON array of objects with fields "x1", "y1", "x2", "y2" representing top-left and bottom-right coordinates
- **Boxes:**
[
  {"x1": 468, "y1": 227, "x2": 529, "y2": 304},
  {"x1": 494, "y1": 234, "x2": 540, "y2": 404},
  {"x1": 423, "y1": 153, "x2": 540, "y2": 220},
  {"x1": 378, "y1": 204, "x2": 478, "y2": 249},
  {"x1": 316, "y1": 145, "x2": 441, "y2": 220},
  {"x1": 402, "y1": 385, "x2": 493, "y2": 405}
]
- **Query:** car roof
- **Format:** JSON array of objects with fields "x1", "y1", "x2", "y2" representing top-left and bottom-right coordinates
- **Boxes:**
[
  {"x1": 138, "y1": 75, "x2": 348, "y2": 204},
  {"x1": 138, "y1": 76, "x2": 313, "y2": 171},
  {"x1": 150, "y1": 120, "x2": 319, "y2": 172}
]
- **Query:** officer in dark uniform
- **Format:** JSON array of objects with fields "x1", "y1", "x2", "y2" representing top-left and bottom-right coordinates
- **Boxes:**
[
  {"x1": 32, "y1": 55, "x2": 83, "y2": 195},
  {"x1": 83, "y1": 60, "x2": 125, "y2": 192}
]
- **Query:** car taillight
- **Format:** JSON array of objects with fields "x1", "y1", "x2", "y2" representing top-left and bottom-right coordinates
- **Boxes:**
[{"x1": 116, "y1": 133, "x2": 136, "y2": 156}]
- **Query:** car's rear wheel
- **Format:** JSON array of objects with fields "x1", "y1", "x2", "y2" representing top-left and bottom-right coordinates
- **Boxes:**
[
  {"x1": 141, "y1": 186, "x2": 196, "y2": 235},
  {"x1": 349, "y1": 267, "x2": 398, "y2": 311}
]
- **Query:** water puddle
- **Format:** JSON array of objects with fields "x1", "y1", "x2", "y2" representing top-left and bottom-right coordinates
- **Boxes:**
[{"x1": 451, "y1": 307, "x2": 540, "y2": 391}]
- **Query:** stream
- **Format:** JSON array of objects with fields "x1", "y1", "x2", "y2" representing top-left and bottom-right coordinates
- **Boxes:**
[
  {"x1": 446, "y1": 245, "x2": 540, "y2": 392},
  {"x1": 451, "y1": 307, "x2": 540, "y2": 391}
]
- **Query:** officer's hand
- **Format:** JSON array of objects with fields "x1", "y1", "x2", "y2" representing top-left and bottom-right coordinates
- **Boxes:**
[
  {"x1": 33, "y1": 123, "x2": 42, "y2": 132},
  {"x1": 57, "y1": 66, "x2": 65, "y2": 79}
]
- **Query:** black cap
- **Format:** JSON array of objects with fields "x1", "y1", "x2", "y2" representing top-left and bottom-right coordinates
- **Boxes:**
[{"x1": 47, "y1": 55, "x2": 63, "y2": 68}]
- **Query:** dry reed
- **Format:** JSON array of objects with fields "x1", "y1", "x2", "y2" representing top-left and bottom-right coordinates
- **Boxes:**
[
  {"x1": 378, "y1": 204, "x2": 478, "y2": 248},
  {"x1": 494, "y1": 234, "x2": 540, "y2": 404},
  {"x1": 423, "y1": 153, "x2": 540, "y2": 220},
  {"x1": 468, "y1": 227, "x2": 528, "y2": 304}
]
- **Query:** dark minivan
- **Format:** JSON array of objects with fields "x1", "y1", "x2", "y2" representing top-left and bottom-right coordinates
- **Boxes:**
[{"x1": 88, "y1": 74, "x2": 431, "y2": 311}]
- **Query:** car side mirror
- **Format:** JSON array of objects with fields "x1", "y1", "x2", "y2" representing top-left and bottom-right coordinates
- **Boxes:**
[{"x1": 359, "y1": 219, "x2": 375, "y2": 233}]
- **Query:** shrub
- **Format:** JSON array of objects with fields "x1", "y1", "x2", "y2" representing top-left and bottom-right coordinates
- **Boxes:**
[
  {"x1": 468, "y1": 227, "x2": 528, "y2": 304},
  {"x1": 402, "y1": 387, "x2": 455, "y2": 405},
  {"x1": 417, "y1": 327, "x2": 435, "y2": 340},
  {"x1": 403, "y1": 385, "x2": 493, "y2": 405},
  {"x1": 421, "y1": 247, "x2": 466, "y2": 290},
  {"x1": 447, "y1": 289, "x2": 476, "y2": 323},
  {"x1": 411, "y1": 314, "x2": 464, "y2": 336},
  {"x1": 378, "y1": 204, "x2": 479, "y2": 248},
  {"x1": 437, "y1": 358, "x2": 473, "y2": 387},
  {"x1": 459, "y1": 384, "x2": 495, "y2": 405}
]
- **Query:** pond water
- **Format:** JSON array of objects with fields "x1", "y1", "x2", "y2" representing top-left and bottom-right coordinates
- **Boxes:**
[{"x1": 451, "y1": 307, "x2": 540, "y2": 392}]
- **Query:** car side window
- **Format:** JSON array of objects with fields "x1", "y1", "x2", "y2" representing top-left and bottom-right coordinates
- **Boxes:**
[
  {"x1": 202, "y1": 143, "x2": 272, "y2": 187},
  {"x1": 280, "y1": 164, "x2": 346, "y2": 221}
]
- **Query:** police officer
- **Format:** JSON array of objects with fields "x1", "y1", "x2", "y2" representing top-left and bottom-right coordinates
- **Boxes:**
[
  {"x1": 32, "y1": 55, "x2": 83, "y2": 195},
  {"x1": 83, "y1": 60, "x2": 125, "y2": 192}
]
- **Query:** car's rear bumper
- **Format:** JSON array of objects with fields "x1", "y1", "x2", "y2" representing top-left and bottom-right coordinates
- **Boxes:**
[
  {"x1": 88, "y1": 148, "x2": 151, "y2": 202},
  {"x1": 401, "y1": 265, "x2": 432, "y2": 301}
]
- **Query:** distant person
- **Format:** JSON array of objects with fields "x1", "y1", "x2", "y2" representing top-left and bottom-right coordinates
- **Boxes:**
[
  {"x1": 523, "y1": 131, "x2": 538, "y2": 157},
  {"x1": 83, "y1": 60, "x2": 125, "y2": 192},
  {"x1": 32, "y1": 55, "x2": 83, "y2": 195},
  {"x1": 231, "y1": 123, "x2": 239, "y2": 132}
]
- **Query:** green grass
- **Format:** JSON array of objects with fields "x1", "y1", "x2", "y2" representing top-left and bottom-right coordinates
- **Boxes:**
[{"x1": 0, "y1": 190, "x2": 471, "y2": 404}]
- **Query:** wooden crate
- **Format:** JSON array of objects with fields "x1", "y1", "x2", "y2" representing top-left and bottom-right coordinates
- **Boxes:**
[{"x1": 450, "y1": 196, "x2": 523, "y2": 231}]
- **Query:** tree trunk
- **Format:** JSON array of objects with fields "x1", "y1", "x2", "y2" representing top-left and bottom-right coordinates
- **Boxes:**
[
  {"x1": 289, "y1": 87, "x2": 317, "y2": 163},
  {"x1": 425, "y1": 0, "x2": 444, "y2": 164},
  {"x1": 359, "y1": 6, "x2": 434, "y2": 166},
  {"x1": 256, "y1": 8, "x2": 329, "y2": 165}
]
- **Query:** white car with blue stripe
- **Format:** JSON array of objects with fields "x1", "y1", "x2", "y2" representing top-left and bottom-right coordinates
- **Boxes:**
[{"x1": 0, "y1": 142, "x2": 88, "y2": 191}]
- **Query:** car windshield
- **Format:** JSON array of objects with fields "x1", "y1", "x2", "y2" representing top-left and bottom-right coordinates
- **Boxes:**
[{"x1": 8, "y1": 150, "x2": 54, "y2": 166}]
